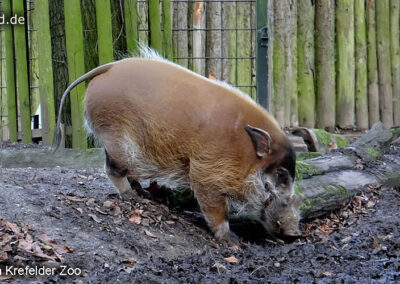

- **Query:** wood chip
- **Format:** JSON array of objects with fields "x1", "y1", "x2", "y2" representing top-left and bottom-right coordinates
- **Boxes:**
[
  {"x1": 75, "y1": 207, "x2": 83, "y2": 214},
  {"x1": 88, "y1": 214, "x2": 102, "y2": 223},
  {"x1": 66, "y1": 196, "x2": 83, "y2": 203},
  {"x1": 165, "y1": 220, "x2": 175, "y2": 225}
]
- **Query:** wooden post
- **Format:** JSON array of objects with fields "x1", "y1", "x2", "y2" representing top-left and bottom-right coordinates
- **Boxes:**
[
  {"x1": 95, "y1": 0, "x2": 114, "y2": 64},
  {"x1": 366, "y1": 0, "x2": 380, "y2": 126},
  {"x1": 354, "y1": 0, "x2": 368, "y2": 130},
  {"x1": 288, "y1": 0, "x2": 298, "y2": 127},
  {"x1": 3, "y1": 0, "x2": 17, "y2": 141},
  {"x1": 162, "y1": 0, "x2": 173, "y2": 60},
  {"x1": 124, "y1": 0, "x2": 138, "y2": 53},
  {"x1": 35, "y1": 0, "x2": 56, "y2": 145},
  {"x1": 149, "y1": 0, "x2": 162, "y2": 53},
  {"x1": 193, "y1": 1, "x2": 205, "y2": 74},
  {"x1": 64, "y1": 0, "x2": 87, "y2": 149},
  {"x1": 297, "y1": 0, "x2": 315, "y2": 127},
  {"x1": 390, "y1": 0, "x2": 400, "y2": 126},
  {"x1": 315, "y1": 0, "x2": 335, "y2": 131},
  {"x1": 376, "y1": 0, "x2": 393, "y2": 128},
  {"x1": 273, "y1": 0, "x2": 286, "y2": 126},
  {"x1": 336, "y1": 0, "x2": 355, "y2": 129},
  {"x1": 13, "y1": 0, "x2": 32, "y2": 143},
  {"x1": 256, "y1": 0, "x2": 269, "y2": 110}
]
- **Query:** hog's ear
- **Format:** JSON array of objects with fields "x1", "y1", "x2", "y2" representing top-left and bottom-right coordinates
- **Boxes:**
[{"x1": 245, "y1": 125, "x2": 272, "y2": 158}]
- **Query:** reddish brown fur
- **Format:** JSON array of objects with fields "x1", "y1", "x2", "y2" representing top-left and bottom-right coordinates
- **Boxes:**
[{"x1": 81, "y1": 58, "x2": 296, "y2": 241}]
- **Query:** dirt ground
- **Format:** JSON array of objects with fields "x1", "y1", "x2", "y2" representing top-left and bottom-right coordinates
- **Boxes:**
[{"x1": 0, "y1": 143, "x2": 399, "y2": 283}]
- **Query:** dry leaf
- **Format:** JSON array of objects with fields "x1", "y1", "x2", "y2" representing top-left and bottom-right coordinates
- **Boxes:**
[
  {"x1": 67, "y1": 196, "x2": 83, "y2": 203},
  {"x1": 224, "y1": 256, "x2": 239, "y2": 264},
  {"x1": 129, "y1": 215, "x2": 141, "y2": 225},
  {"x1": 0, "y1": 251, "x2": 8, "y2": 262},
  {"x1": 103, "y1": 201, "x2": 114, "y2": 208},
  {"x1": 340, "y1": 236, "x2": 351, "y2": 243},
  {"x1": 143, "y1": 229, "x2": 157, "y2": 239},
  {"x1": 95, "y1": 207, "x2": 108, "y2": 215},
  {"x1": 76, "y1": 207, "x2": 83, "y2": 214},
  {"x1": 210, "y1": 262, "x2": 226, "y2": 273},
  {"x1": 165, "y1": 220, "x2": 175, "y2": 225},
  {"x1": 86, "y1": 198, "x2": 95, "y2": 206},
  {"x1": 76, "y1": 174, "x2": 87, "y2": 179},
  {"x1": 121, "y1": 258, "x2": 137, "y2": 264},
  {"x1": 211, "y1": 241, "x2": 220, "y2": 249},
  {"x1": 88, "y1": 214, "x2": 102, "y2": 223}
]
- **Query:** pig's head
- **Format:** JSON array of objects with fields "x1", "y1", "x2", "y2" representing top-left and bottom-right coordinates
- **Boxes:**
[
  {"x1": 261, "y1": 193, "x2": 303, "y2": 238},
  {"x1": 245, "y1": 125, "x2": 303, "y2": 238}
]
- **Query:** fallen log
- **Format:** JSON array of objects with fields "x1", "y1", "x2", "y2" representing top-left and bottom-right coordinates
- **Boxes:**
[{"x1": 297, "y1": 122, "x2": 400, "y2": 219}]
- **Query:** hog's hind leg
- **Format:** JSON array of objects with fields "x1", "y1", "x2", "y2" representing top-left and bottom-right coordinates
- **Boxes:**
[{"x1": 105, "y1": 150, "x2": 133, "y2": 200}]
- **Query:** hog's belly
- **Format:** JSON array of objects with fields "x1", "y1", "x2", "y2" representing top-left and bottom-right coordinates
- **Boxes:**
[{"x1": 119, "y1": 136, "x2": 190, "y2": 189}]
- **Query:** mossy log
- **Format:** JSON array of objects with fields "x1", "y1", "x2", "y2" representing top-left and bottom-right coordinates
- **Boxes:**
[{"x1": 297, "y1": 122, "x2": 400, "y2": 219}]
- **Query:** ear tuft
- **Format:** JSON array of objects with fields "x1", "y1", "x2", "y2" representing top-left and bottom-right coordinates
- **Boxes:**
[{"x1": 245, "y1": 125, "x2": 273, "y2": 158}]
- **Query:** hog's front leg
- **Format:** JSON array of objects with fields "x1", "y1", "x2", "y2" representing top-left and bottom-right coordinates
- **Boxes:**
[{"x1": 192, "y1": 183, "x2": 239, "y2": 245}]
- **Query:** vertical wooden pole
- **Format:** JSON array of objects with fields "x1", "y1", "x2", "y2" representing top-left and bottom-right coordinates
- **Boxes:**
[
  {"x1": 95, "y1": 0, "x2": 114, "y2": 64},
  {"x1": 256, "y1": 0, "x2": 269, "y2": 110},
  {"x1": 354, "y1": 0, "x2": 368, "y2": 130},
  {"x1": 3, "y1": 0, "x2": 17, "y2": 141},
  {"x1": 376, "y1": 0, "x2": 393, "y2": 128},
  {"x1": 64, "y1": 0, "x2": 87, "y2": 149},
  {"x1": 288, "y1": 0, "x2": 298, "y2": 127},
  {"x1": 174, "y1": 1, "x2": 188, "y2": 67},
  {"x1": 163, "y1": 0, "x2": 173, "y2": 60},
  {"x1": 149, "y1": 0, "x2": 162, "y2": 53},
  {"x1": 297, "y1": 0, "x2": 315, "y2": 127},
  {"x1": 366, "y1": 0, "x2": 379, "y2": 126},
  {"x1": 193, "y1": 2, "x2": 205, "y2": 74},
  {"x1": 273, "y1": 0, "x2": 286, "y2": 125},
  {"x1": 35, "y1": 0, "x2": 55, "y2": 144},
  {"x1": 124, "y1": 0, "x2": 138, "y2": 53},
  {"x1": 13, "y1": 0, "x2": 32, "y2": 143},
  {"x1": 390, "y1": 0, "x2": 400, "y2": 126},
  {"x1": 336, "y1": 0, "x2": 355, "y2": 129},
  {"x1": 315, "y1": 0, "x2": 335, "y2": 131}
]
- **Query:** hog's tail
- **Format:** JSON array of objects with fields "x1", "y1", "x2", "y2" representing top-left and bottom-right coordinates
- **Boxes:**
[{"x1": 52, "y1": 62, "x2": 115, "y2": 150}]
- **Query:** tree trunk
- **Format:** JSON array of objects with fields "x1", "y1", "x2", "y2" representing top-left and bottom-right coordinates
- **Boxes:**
[
  {"x1": 336, "y1": 0, "x2": 355, "y2": 129},
  {"x1": 297, "y1": 0, "x2": 315, "y2": 127},
  {"x1": 315, "y1": 0, "x2": 335, "y2": 131},
  {"x1": 376, "y1": 0, "x2": 393, "y2": 128},
  {"x1": 267, "y1": 0, "x2": 274, "y2": 114},
  {"x1": 390, "y1": 0, "x2": 400, "y2": 126},
  {"x1": 283, "y1": 0, "x2": 294, "y2": 127},
  {"x1": 273, "y1": 0, "x2": 286, "y2": 126},
  {"x1": 366, "y1": 0, "x2": 380, "y2": 127},
  {"x1": 206, "y1": 1, "x2": 221, "y2": 78},
  {"x1": 354, "y1": 0, "x2": 369, "y2": 130}
]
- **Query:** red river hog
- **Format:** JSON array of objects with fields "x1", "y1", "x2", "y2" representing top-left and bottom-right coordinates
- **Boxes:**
[{"x1": 54, "y1": 47, "x2": 303, "y2": 243}]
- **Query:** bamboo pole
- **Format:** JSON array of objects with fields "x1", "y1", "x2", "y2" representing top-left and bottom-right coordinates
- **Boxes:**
[
  {"x1": 95, "y1": 0, "x2": 114, "y2": 64},
  {"x1": 354, "y1": 0, "x2": 368, "y2": 130},
  {"x1": 366, "y1": 0, "x2": 380, "y2": 126},
  {"x1": 336, "y1": 0, "x2": 355, "y2": 129},
  {"x1": 64, "y1": 0, "x2": 87, "y2": 149},
  {"x1": 35, "y1": 0, "x2": 55, "y2": 144},
  {"x1": 3, "y1": 0, "x2": 17, "y2": 141},
  {"x1": 162, "y1": 0, "x2": 173, "y2": 60},
  {"x1": 13, "y1": 0, "x2": 32, "y2": 143},
  {"x1": 376, "y1": 0, "x2": 393, "y2": 128},
  {"x1": 124, "y1": 0, "x2": 138, "y2": 53},
  {"x1": 315, "y1": 0, "x2": 335, "y2": 131},
  {"x1": 390, "y1": 0, "x2": 400, "y2": 126},
  {"x1": 149, "y1": 0, "x2": 162, "y2": 53},
  {"x1": 297, "y1": 0, "x2": 315, "y2": 127}
]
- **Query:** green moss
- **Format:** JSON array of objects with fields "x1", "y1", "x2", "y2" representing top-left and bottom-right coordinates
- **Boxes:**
[
  {"x1": 300, "y1": 199, "x2": 313, "y2": 212},
  {"x1": 312, "y1": 128, "x2": 332, "y2": 146},
  {"x1": 296, "y1": 152, "x2": 323, "y2": 161},
  {"x1": 323, "y1": 183, "x2": 349, "y2": 199},
  {"x1": 367, "y1": 147, "x2": 380, "y2": 159},
  {"x1": 333, "y1": 134, "x2": 349, "y2": 147},
  {"x1": 86, "y1": 148, "x2": 95, "y2": 153},
  {"x1": 296, "y1": 161, "x2": 318, "y2": 179},
  {"x1": 294, "y1": 183, "x2": 304, "y2": 194}
]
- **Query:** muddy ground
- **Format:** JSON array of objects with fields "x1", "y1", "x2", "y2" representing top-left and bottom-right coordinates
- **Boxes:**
[{"x1": 0, "y1": 143, "x2": 399, "y2": 283}]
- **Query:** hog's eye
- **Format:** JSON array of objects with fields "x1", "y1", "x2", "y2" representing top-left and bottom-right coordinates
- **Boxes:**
[{"x1": 276, "y1": 168, "x2": 290, "y2": 186}]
